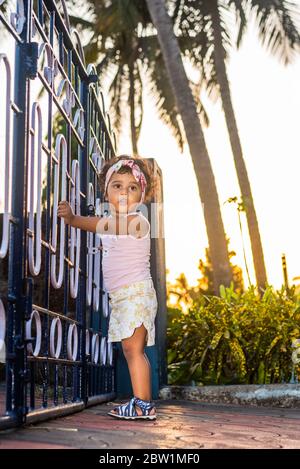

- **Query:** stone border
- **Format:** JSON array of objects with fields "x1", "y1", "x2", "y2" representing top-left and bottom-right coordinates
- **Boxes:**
[{"x1": 159, "y1": 384, "x2": 300, "y2": 408}]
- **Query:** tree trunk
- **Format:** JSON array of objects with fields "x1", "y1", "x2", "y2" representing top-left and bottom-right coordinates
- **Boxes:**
[
  {"x1": 145, "y1": 0, "x2": 232, "y2": 293},
  {"x1": 129, "y1": 65, "x2": 138, "y2": 156},
  {"x1": 211, "y1": 1, "x2": 267, "y2": 290}
]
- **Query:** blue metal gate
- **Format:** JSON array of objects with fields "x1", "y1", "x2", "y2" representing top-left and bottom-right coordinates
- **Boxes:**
[{"x1": 0, "y1": 0, "x2": 117, "y2": 429}]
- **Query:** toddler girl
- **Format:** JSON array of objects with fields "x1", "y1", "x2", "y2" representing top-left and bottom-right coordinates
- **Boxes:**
[{"x1": 58, "y1": 155, "x2": 158, "y2": 420}]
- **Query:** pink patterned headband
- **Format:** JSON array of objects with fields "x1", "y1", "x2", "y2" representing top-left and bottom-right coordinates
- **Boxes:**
[{"x1": 104, "y1": 159, "x2": 147, "y2": 204}]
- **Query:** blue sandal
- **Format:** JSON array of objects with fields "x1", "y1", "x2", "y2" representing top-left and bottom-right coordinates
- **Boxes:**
[{"x1": 108, "y1": 396, "x2": 156, "y2": 420}]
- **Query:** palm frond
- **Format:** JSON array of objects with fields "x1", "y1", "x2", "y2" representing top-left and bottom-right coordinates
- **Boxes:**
[
  {"x1": 145, "y1": 52, "x2": 209, "y2": 150},
  {"x1": 0, "y1": 0, "x2": 10, "y2": 13},
  {"x1": 190, "y1": 80, "x2": 210, "y2": 126},
  {"x1": 134, "y1": 63, "x2": 144, "y2": 141},
  {"x1": 226, "y1": 0, "x2": 248, "y2": 48},
  {"x1": 109, "y1": 67, "x2": 127, "y2": 139},
  {"x1": 178, "y1": 18, "x2": 221, "y2": 101},
  {"x1": 82, "y1": 37, "x2": 102, "y2": 65},
  {"x1": 218, "y1": 2, "x2": 234, "y2": 51},
  {"x1": 248, "y1": 0, "x2": 300, "y2": 64},
  {"x1": 68, "y1": 15, "x2": 95, "y2": 30}
]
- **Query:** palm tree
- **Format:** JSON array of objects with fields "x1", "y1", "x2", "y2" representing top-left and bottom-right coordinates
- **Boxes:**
[
  {"x1": 67, "y1": 1, "x2": 174, "y2": 155},
  {"x1": 210, "y1": 0, "x2": 268, "y2": 291},
  {"x1": 174, "y1": 0, "x2": 300, "y2": 290},
  {"x1": 68, "y1": 1, "x2": 208, "y2": 154},
  {"x1": 69, "y1": 0, "x2": 233, "y2": 292},
  {"x1": 144, "y1": 0, "x2": 233, "y2": 292}
]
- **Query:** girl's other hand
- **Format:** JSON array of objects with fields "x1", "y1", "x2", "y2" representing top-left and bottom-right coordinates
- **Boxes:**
[{"x1": 57, "y1": 201, "x2": 74, "y2": 225}]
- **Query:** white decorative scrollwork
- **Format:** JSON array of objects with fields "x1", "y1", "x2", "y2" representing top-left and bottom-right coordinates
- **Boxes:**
[
  {"x1": 92, "y1": 152, "x2": 103, "y2": 174},
  {"x1": 89, "y1": 136, "x2": 104, "y2": 174},
  {"x1": 91, "y1": 333, "x2": 99, "y2": 364},
  {"x1": 25, "y1": 309, "x2": 42, "y2": 357},
  {"x1": 0, "y1": 299, "x2": 6, "y2": 363},
  {"x1": 39, "y1": 43, "x2": 58, "y2": 86},
  {"x1": 86, "y1": 183, "x2": 94, "y2": 306},
  {"x1": 50, "y1": 317, "x2": 62, "y2": 359},
  {"x1": 73, "y1": 108, "x2": 85, "y2": 141},
  {"x1": 87, "y1": 63, "x2": 99, "y2": 95},
  {"x1": 28, "y1": 102, "x2": 42, "y2": 276},
  {"x1": 62, "y1": 82, "x2": 75, "y2": 116},
  {"x1": 93, "y1": 198, "x2": 101, "y2": 311},
  {"x1": 38, "y1": 43, "x2": 79, "y2": 131},
  {"x1": 100, "y1": 336, "x2": 107, "y2": 365},
  {"x1": 51, "y1": 134, "x2": 67, "y2": 289},
  {"x1": 107, "y1": 341, "x2": 113, "y2": 366},
  {"x1": 102, "y1": 291, "x2": 109, "y2": 318},
  {"x1": 55, "y1": 76, "x2": 66, "y2": 98},
  {"x1": 86, "y1": 64, "x2": 96, "y2": 76},
  {"x1": 53, "y1": 76, "x2": 75, "y2": 118},
  {"x1": 10, "y1": 0, "x2": 25, "y2": 35},
  {"x1": 71, "y1": 28, "x2": 85, "y2": 66},
  {"x1": 69, "y1": 159, "x2": 81, "y2": 298},
  {"x1": 0, "y1": 54, "x2": 11, "y2": 259},
  {"x1": 67, "y1": 323, "x2": 78, "y2": 361},
  {"x1": 85, "y1": 329, "x2": 90, "y2": 356}
]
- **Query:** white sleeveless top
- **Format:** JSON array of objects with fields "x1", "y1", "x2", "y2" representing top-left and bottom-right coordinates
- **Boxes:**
[{"x1": 100, "y1": 212, "x2": 152, "y2": 293}]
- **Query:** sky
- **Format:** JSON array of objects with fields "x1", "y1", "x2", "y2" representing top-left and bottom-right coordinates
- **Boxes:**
[
  {"x1": 118, "y1": 16, "x2": 300, "y2": 290},
  {"x1": 1, "y1": 4, "x2": 300, "y2": 290}
]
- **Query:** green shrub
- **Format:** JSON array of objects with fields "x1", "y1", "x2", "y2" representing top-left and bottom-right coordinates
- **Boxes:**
[{"x1": 167, "y1": 284, "x2": 300, "y2": 385}]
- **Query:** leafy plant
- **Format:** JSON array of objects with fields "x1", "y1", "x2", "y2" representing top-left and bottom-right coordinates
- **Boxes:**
[{"x1": 167, "y1": 284, "x2": 300, "y2": 385}]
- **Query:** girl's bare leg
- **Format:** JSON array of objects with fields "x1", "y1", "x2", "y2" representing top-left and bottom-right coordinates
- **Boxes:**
[{"x1": 111, "y1": 324, "x2": 155, "y2": 415}]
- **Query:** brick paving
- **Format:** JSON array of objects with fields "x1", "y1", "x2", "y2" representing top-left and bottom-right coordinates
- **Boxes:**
[{"x1": 1, "y1": 399, "x2": 300, "y2": 449}]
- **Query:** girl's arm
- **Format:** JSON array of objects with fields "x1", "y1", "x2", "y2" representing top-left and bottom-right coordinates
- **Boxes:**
[
  {"x1": 69, "y1": 214, "x2": 106, "y2": 234},
  {"x1": 57, "y1": 200, "x2": 107, "y2": 234}
]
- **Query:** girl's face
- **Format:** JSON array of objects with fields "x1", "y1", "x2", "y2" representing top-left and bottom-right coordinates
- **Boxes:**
[{"x1": 106, "y1": 171, "x2": 142, "y2": 215}]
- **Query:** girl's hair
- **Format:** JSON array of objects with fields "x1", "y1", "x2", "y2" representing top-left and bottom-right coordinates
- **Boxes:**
[{"x1": 98, "y1": 154, "x2": 155, "y2": 203}]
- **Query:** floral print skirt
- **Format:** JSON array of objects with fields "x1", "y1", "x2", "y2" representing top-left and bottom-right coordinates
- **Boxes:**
[{"x1": 107, "y1": 278, "x2": 158, "y2": 346}]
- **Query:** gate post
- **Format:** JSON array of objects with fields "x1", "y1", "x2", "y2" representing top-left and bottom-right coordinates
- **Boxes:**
[{"x1": 116, "y1": 158, "x2": 167, "y2": 399}]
